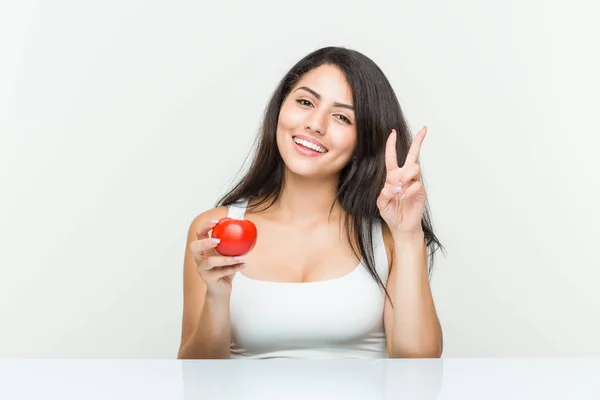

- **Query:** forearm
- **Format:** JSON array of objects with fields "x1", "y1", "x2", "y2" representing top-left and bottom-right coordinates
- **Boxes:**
[
  {"x1": 178, "y1": 294, "x2": 231, "y2": 359},
  {"x1": 390, "y1": 231, "x2": 443, "y2": 358}
]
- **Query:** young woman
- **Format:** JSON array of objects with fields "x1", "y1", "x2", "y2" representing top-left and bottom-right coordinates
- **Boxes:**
[{"x1": 177, "y1": 46, "x2": 444, "y2": 359}]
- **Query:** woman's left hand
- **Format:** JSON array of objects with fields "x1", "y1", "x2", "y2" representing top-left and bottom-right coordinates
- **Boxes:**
[{"x1": 376, "y1": 127, "x2": 428, "y2": 237}]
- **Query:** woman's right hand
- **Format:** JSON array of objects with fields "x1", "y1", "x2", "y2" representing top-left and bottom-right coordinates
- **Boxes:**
[{"x1": 190, "y1": 219, "x2": 247, "y2": 298}]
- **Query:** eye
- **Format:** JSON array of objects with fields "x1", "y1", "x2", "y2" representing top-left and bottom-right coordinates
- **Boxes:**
[
  {"x1": 335, "y1": 114, "x2": 352, "y2": 125},
  {"x1": 297, "y1": 99, "x2": 313, "y2": 107}
]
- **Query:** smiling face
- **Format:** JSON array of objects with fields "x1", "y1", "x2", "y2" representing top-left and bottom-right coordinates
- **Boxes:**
[{"x1": 276, "y1": 64, "x2": 357, "y2": 180}]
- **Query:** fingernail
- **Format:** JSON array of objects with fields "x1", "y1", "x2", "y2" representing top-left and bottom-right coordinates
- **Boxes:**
[
  {"x1": 391, "y1": 184, "x2": 402, "y2": 195},
  {"x1": 400, "y1": 193, "x2": 407, "y2": 200},
  {"x1": 239, "y1": 263, "x2": 247, "y2": 269},
  {"x1": 210, "y1": 238, "x2": 220, "y2": 245},
  {"x1": 232, "y1": 256, "x2": 243, "y2": 262},
  {"x1": 209, "y1": 219, "x2": 219, "y2": 225}
]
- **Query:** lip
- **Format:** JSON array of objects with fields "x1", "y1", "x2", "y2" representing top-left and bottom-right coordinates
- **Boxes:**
[{"x1": 292, "y1": 135, "x2": 329, "y2": 151}]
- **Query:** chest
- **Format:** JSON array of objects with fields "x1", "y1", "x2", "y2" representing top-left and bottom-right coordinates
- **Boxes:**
[{"x1": 242, "y1": 217, "x2": 361, "y2": 283}]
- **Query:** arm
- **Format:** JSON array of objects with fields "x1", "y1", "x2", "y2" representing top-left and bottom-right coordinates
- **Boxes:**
[
  {"x1": 377, "y1": 126, "x2": 443, "y2": 358},
  {"x1": 178, "y1": 293, "x2": 232, "y2": 359},
  {"x1": 177, "y1": 210, "x2": 232, "y2": 359},
  {"x1": 384, "y1": 231, "x2": 443, "y2": 358}
]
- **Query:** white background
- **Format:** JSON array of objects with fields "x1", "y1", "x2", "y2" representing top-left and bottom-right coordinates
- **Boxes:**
[{"x1": 1, "y1": 0, "x2": 598, "y2": 358}]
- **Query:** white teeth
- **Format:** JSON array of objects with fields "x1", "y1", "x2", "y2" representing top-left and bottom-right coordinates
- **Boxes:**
[{"x1": 293, "y1": 137, "x2": 327, "y2": 153}]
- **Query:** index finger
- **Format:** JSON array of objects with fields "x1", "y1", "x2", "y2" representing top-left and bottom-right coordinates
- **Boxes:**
[
  {"x1": 190, "y1": 237, "x2": 219, "y2": 265},
  {"x1": 403, "y1": 126, "x2": 427, "y2": 166},
  {"x1": 384, "y1": 129, "x2": 398, "y2": 172},
  {"x1": 196, "y1": 219, "x2": 219, "y2": 240}
]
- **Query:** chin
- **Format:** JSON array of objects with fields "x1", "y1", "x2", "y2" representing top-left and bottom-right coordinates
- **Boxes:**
[
  {"x1": 281, "y1": 150, "x2": 349, "y2": 180},
  {"x1": 284, "y1": 161, "x2": 326, "y2": 179}
]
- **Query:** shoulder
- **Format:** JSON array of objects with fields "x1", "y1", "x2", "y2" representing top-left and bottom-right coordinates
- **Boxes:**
[{"x1": 186, "y1": 206, "x2": 229, "y2": 237}]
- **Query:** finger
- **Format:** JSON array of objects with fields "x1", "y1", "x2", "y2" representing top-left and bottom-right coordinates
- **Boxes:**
[
  {"x1": 209, "y1": 263, "x2": 247, "y2": 279},
  {"x1": 190, "y1": 238, "x2": 221, "y2": 264},
  {"x1": 403, "y1": 126, "x2": 427, "y2": 167},
  {"x1": 384, "y1": 129, "x2": 398, "y2": 172},
  {"x1": 202, "y1": 255, "x2": 245, "y2": 271},
  {"x1": 376, "y1": 184, "x2": 394, "y2": 210},
  {"x1": 386, "y1": 162, "x2": 421, "y2": 186},
  {"x1": 396, "y1": 163, "x2": 422, "y2": 187},
  {"x1": 196, "y1": 219, "x2": 220, "y2": 240},
  {"x1": 398, "y1": 180, "x2": 423, "y2": 200}
]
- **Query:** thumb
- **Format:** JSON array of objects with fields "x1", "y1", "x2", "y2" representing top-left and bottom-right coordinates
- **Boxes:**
[
  {"x1": 377, "y1": 184, "x2": 394, "y2": 211},
  {"x1": 377, "y1": 183, "x2": 404, "y2": 211}
]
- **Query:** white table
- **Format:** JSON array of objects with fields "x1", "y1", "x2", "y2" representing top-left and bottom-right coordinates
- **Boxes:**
[{"x1": 1, "y1": 358, "x2": 598, "y2": 399}]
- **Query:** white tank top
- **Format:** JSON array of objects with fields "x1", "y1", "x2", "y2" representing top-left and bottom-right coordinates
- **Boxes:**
[{"x1": 228, "y1": 199, "x2": 390, "y2": 359}]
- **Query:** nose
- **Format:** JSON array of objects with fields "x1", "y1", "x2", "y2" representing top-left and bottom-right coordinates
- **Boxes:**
[{"x1": 305, "y1": 110, "x2": 327, "y2": 136}]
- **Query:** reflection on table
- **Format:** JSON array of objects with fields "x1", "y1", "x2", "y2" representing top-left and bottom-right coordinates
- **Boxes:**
[
  {"x1": 181, "y1": 358, "x2": 442, "y2": 400},
  {"x1": 0, "y1": 358, "x2": 599, "y2": 399}
]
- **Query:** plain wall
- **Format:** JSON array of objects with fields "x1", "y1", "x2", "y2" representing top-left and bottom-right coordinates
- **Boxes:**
[{"x1": 1, "y1": 0, "x2": 599, "y2": 358}]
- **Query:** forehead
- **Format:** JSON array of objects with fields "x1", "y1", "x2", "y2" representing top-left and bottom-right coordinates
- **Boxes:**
[{"x1": 293, "y1": 64, "x2": 353, "y2": 103}]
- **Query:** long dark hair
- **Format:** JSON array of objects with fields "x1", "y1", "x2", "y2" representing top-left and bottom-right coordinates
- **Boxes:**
[{"x1": 216, "y1": 46, "x2": 444, "y2": 305}]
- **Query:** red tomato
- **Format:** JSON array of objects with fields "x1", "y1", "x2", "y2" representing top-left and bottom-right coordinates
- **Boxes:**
[{"x1": 211, "y1": 218, "x2": 258, "y2": 257}]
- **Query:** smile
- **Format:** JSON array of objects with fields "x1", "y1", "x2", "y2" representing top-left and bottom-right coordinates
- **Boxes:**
[{"x1": 292, "y1": 137, "x2": 328, "y2": 154}]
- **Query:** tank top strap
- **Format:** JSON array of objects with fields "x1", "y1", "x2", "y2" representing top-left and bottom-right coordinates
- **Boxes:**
[{"x1": 227, "y1": 198, "x2": 249, "y2": 219}]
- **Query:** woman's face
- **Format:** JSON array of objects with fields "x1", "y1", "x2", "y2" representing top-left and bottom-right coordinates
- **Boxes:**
[{"x1": 276, "y1": 64, "x2": 357, "y2": 180}]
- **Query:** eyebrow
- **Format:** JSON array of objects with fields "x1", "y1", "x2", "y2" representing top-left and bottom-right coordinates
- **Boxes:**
[{"x1": 294, "y1": 86, "x2": 354, "y2": 111}]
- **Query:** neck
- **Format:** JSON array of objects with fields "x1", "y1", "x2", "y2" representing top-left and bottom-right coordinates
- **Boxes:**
[{"x1": 270, "y1": 169, "x2": 341, "y2": 222}]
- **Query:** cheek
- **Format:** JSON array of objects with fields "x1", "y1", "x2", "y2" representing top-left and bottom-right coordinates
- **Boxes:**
[
  {"x1": 332, "y1": 130, "x2": 357, "y2": 157},
  {"x1": 276, "y1": 109, "x2": 295, "y2": 151},
  {"x1": 278, "y1": 102, "x2": 304, "y2": 131}
]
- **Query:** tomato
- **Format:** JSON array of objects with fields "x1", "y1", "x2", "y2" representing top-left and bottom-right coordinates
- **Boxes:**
[{"x1": 211, "y1": 217, "x2": 258, "y2": 257}]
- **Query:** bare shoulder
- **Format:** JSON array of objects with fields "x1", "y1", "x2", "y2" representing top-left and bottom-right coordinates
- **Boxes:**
[
  {"x1": 380, "y1": 221, "x2": 395, "y2": 273},
  {"x1": 188, "y1": 205, "x2": 229, "y2": 233}
]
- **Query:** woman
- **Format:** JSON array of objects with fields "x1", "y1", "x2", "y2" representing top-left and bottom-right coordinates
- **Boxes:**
[{"x1": 177, "y1": 46, "x2": 444, "y2": 359}]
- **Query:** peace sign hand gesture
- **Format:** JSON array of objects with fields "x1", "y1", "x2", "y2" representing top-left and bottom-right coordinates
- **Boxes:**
[{"x1": 376, "y1": 127, "x2": 428, "y2": 238}]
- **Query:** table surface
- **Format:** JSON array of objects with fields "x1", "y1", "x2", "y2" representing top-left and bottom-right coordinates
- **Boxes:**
[{"x1": 1, "y1": 358, "x2": 598, "y2": 399}]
